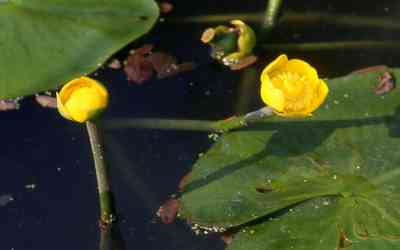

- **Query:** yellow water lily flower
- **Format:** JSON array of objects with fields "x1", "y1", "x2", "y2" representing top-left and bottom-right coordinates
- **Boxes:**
[
  {"x1": 260, "y1": 54, "x2": 329, "y2": 117},
  {"x1": 56, "y1": 76, "x2": 109, "y2": 123}
]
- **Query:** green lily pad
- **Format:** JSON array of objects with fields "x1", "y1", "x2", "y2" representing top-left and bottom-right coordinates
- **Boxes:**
[
  {"x1": 179, "y1": 69, "x2": 400, "y2": 248},
  {"x1": 0, "y1": 0, "x2": 159, "y2": 99},
  {"x1": 228, "y1": 193, "x2": 400, "y2": 250}
]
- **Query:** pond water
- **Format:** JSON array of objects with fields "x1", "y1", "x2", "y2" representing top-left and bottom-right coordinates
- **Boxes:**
[{"x1": 1, "y1": 0, "x2": 400, "y2": 249}]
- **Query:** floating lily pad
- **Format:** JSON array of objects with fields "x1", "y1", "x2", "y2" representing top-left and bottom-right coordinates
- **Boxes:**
[
  {"x1": 229, "y1": 193, "x2": 400, "y2": 250},
  {"x1": 0, "y1": 0, "x2": 159, "y2": 99},
  {"x1": 179, "y1": 69, "x2": 400, "y2": 249}
]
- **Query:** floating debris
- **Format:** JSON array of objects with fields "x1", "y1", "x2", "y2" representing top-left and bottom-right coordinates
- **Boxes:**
[
  {"x1": 159, "y1": 2, "x2": 173, "y2": 14},
  {"x1": 190, "y1": 222, "x2": 226, "y2": 235},
  {"x1": 221, "y1": 233, "x2": 234, "y2": 246},
  {"x1": 0, "y1": 194, "x2": 14, "y2": 207},
  {"x1": 157, "y1": 198, "x2": 180, "y2": 224},
  {"x1": 107, "y1": 59, "x2": 122, "y2": 69},
  {"x1": 0, "y1": 99, "x2": 20, "y2": 111},
  {"x1": 208, "y1": 133, "x2": 220, "y2": 141},
  {"x1": 124, "y1": 44, "x2": 154, "y2": 84},
  {"x1": 123, "y1": 44, "x2": 196, "y2": 84},
  {"x1": 151, "y1": 53, "x2": 196, "y2": 79},
  {"x1": 375, "y1": 71, "x2": 395, "y2": 95},
  {"x1": 35, "y1": 94, "x2": 57, "y2": 108},
  {"x1": 25, "y1": 184, "x2": 36, "y2": 190}
]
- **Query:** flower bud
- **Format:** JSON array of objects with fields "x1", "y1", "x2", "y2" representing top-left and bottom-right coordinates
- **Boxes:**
[
  {"x1": 201, "y1": 20, "x2": 256, "y2": 68},
  {"x1": 56, "y1": 77, "x2": 108, "y2": 123}
]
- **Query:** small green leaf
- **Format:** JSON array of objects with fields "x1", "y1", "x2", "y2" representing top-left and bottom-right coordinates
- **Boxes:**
[{"x1": 0, "y1": 0, "x2": 159, "y2": 98}]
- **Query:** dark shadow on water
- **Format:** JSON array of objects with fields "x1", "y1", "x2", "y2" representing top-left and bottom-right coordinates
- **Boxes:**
[{"x1": 182, "y1": 110, "x2": 400, "y2": 194}]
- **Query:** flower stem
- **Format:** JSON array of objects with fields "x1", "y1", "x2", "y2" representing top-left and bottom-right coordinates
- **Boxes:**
[
  {"x1": 260, "y1": 41, "x2": 400, "y2": 51},
  {"x1": 262, "y1": 0, "x2": 283, "y2": 32},
  {"x1": 86, "y1": 121, "x2": 116, "y2": 227},
  {"x1": 103, "y1": 118, "x2": 221, "y2": 132},
  {"x1": 103, "y1": 108, "x2": 274, "y2": 133},
  {"x1": 235, "y1": 68, "x2": 258, "y2": 114},
  {"x1": 169, "y1": 11, "x2": 400, "y2": 30}
]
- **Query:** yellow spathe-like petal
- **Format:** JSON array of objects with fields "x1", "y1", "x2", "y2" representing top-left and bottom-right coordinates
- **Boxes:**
[
  {"x1": 276, "y1": 109, "x2": 313, "y2": 117},
  {"x1": 284, "y1": 59, "x2": 319, "y2": 82},
  {"x1": 56, "y1": 92, "x2": 73, "y2": 121},
  {"x1": 57, "y1": 76, "x2": 109, "y2": 123},
  {"x1": 59, "y1": 77, "x2": 108, "y2": 103},
  {"x1": 64, "y1": 87, "x2": 107, "y2": 123},
  {"x1": 305, "y1": 79, "x2": 329, "y2": 114},
  {"x1": 261, "y1": 54, "x2": 288, "y2": 77},
  {"x1": 260, "y1": 74, "x2": 285, "y2": 112}
]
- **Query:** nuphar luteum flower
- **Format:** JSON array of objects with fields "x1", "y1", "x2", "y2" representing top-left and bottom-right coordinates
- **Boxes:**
[
  {"x1": 260, "y1": 54, "x2": 329, "y2": 117},
  {"x1": 56, "y1": 76, "x2": 109, "y2": 123}
]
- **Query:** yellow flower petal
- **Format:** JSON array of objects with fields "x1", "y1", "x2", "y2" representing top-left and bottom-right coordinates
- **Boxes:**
[
  {"x1": 284, "y1": 59, "x2": 319, "y2": 82},
  {"x1": 261, "y1": 54, "x2": 288, "y2": 76},
  {"x1": 260, "y1": 74, "x2": 285, "y2": 112},
  {"x1": 57, "y1": 76, "x2": 109, "y2": 123},
  {"x1": 56, "y1": 92, "x2": 73, "y2": 121},
  {"x1": 259, "y1": 55, "x2": 329, "y2": 117},
  {"x1": 305, "y1": 79, "x2": 329, "y2": 114}
]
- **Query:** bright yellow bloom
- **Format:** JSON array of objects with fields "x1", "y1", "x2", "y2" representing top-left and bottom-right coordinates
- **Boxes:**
[
  {"x1": 260, "y1": 55, "x2": 329, "y2": 117},
  {"x1": 56, "y1": 76, "x2": 109, "y2": 123}
]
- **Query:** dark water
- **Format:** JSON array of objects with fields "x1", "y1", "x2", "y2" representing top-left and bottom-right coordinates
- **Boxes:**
[{"x1": 1, "y1": 1, "x2": 400, "y2": 249}]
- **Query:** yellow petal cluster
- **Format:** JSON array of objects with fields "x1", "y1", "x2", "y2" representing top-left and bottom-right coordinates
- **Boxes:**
[
  {"x1": 260, "y1": 55, "x2": 329, "y2": 117},
  {"x1": 56, "y1": 77, "x2": 109, "y2": 123}
]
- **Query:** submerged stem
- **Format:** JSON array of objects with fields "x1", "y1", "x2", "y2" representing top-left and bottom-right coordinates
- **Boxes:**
[
  {"x1": 261, "y1": 41, "x2": 400, "y2": 51},
  {"x1": 86, "y1": 121, "x2": 115, "y2": 226},
  {"x1": 169, "y1": 11, "x2": 400, "y2": 30},
  {"x1": 262, "y1": 0, "x2": 283, "y2": 32}
]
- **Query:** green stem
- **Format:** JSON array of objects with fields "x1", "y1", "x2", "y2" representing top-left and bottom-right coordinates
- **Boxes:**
[
  {"x1": 169, "y1": 11, "x2": 400, "y2": 30},
  {"x1": 102, "y1": 117, "x2": 246, "y2": 133},
  {"x1": 235, "y1": 68, "x2": 258, "y2": 114},
  {"x1": 103, "y1": 108, "x2": 274, "y2": 133},
  {"x1": 99, "y1": 225, "x2": 112, "y2": 250},
  {"x1": 283, "y1": 11, "x2": 400, "y2": 30},
  {"x1": 86, "y1": 121, "x2": 116, "y2": 226},
  {"x1": 261, "y1": 41, "x2": 400, "y2": 51},
  {"x1": 262, "y1": 0, "x2": 283, "y2": 31},
  {"x1": 103, "y1": 118, "x2": 223, "y2": 132}
]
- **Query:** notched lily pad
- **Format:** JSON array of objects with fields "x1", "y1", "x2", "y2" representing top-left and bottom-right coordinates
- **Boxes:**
[
  {"x1": 0, "y1": 0, "x2": 159, "y2": 98},
  {"x1": 228, "y1": 193, "x2": 400, "y2": 250},
  {"x1": 178, "y1": 69, "x2": 400, "y2": 249}
]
